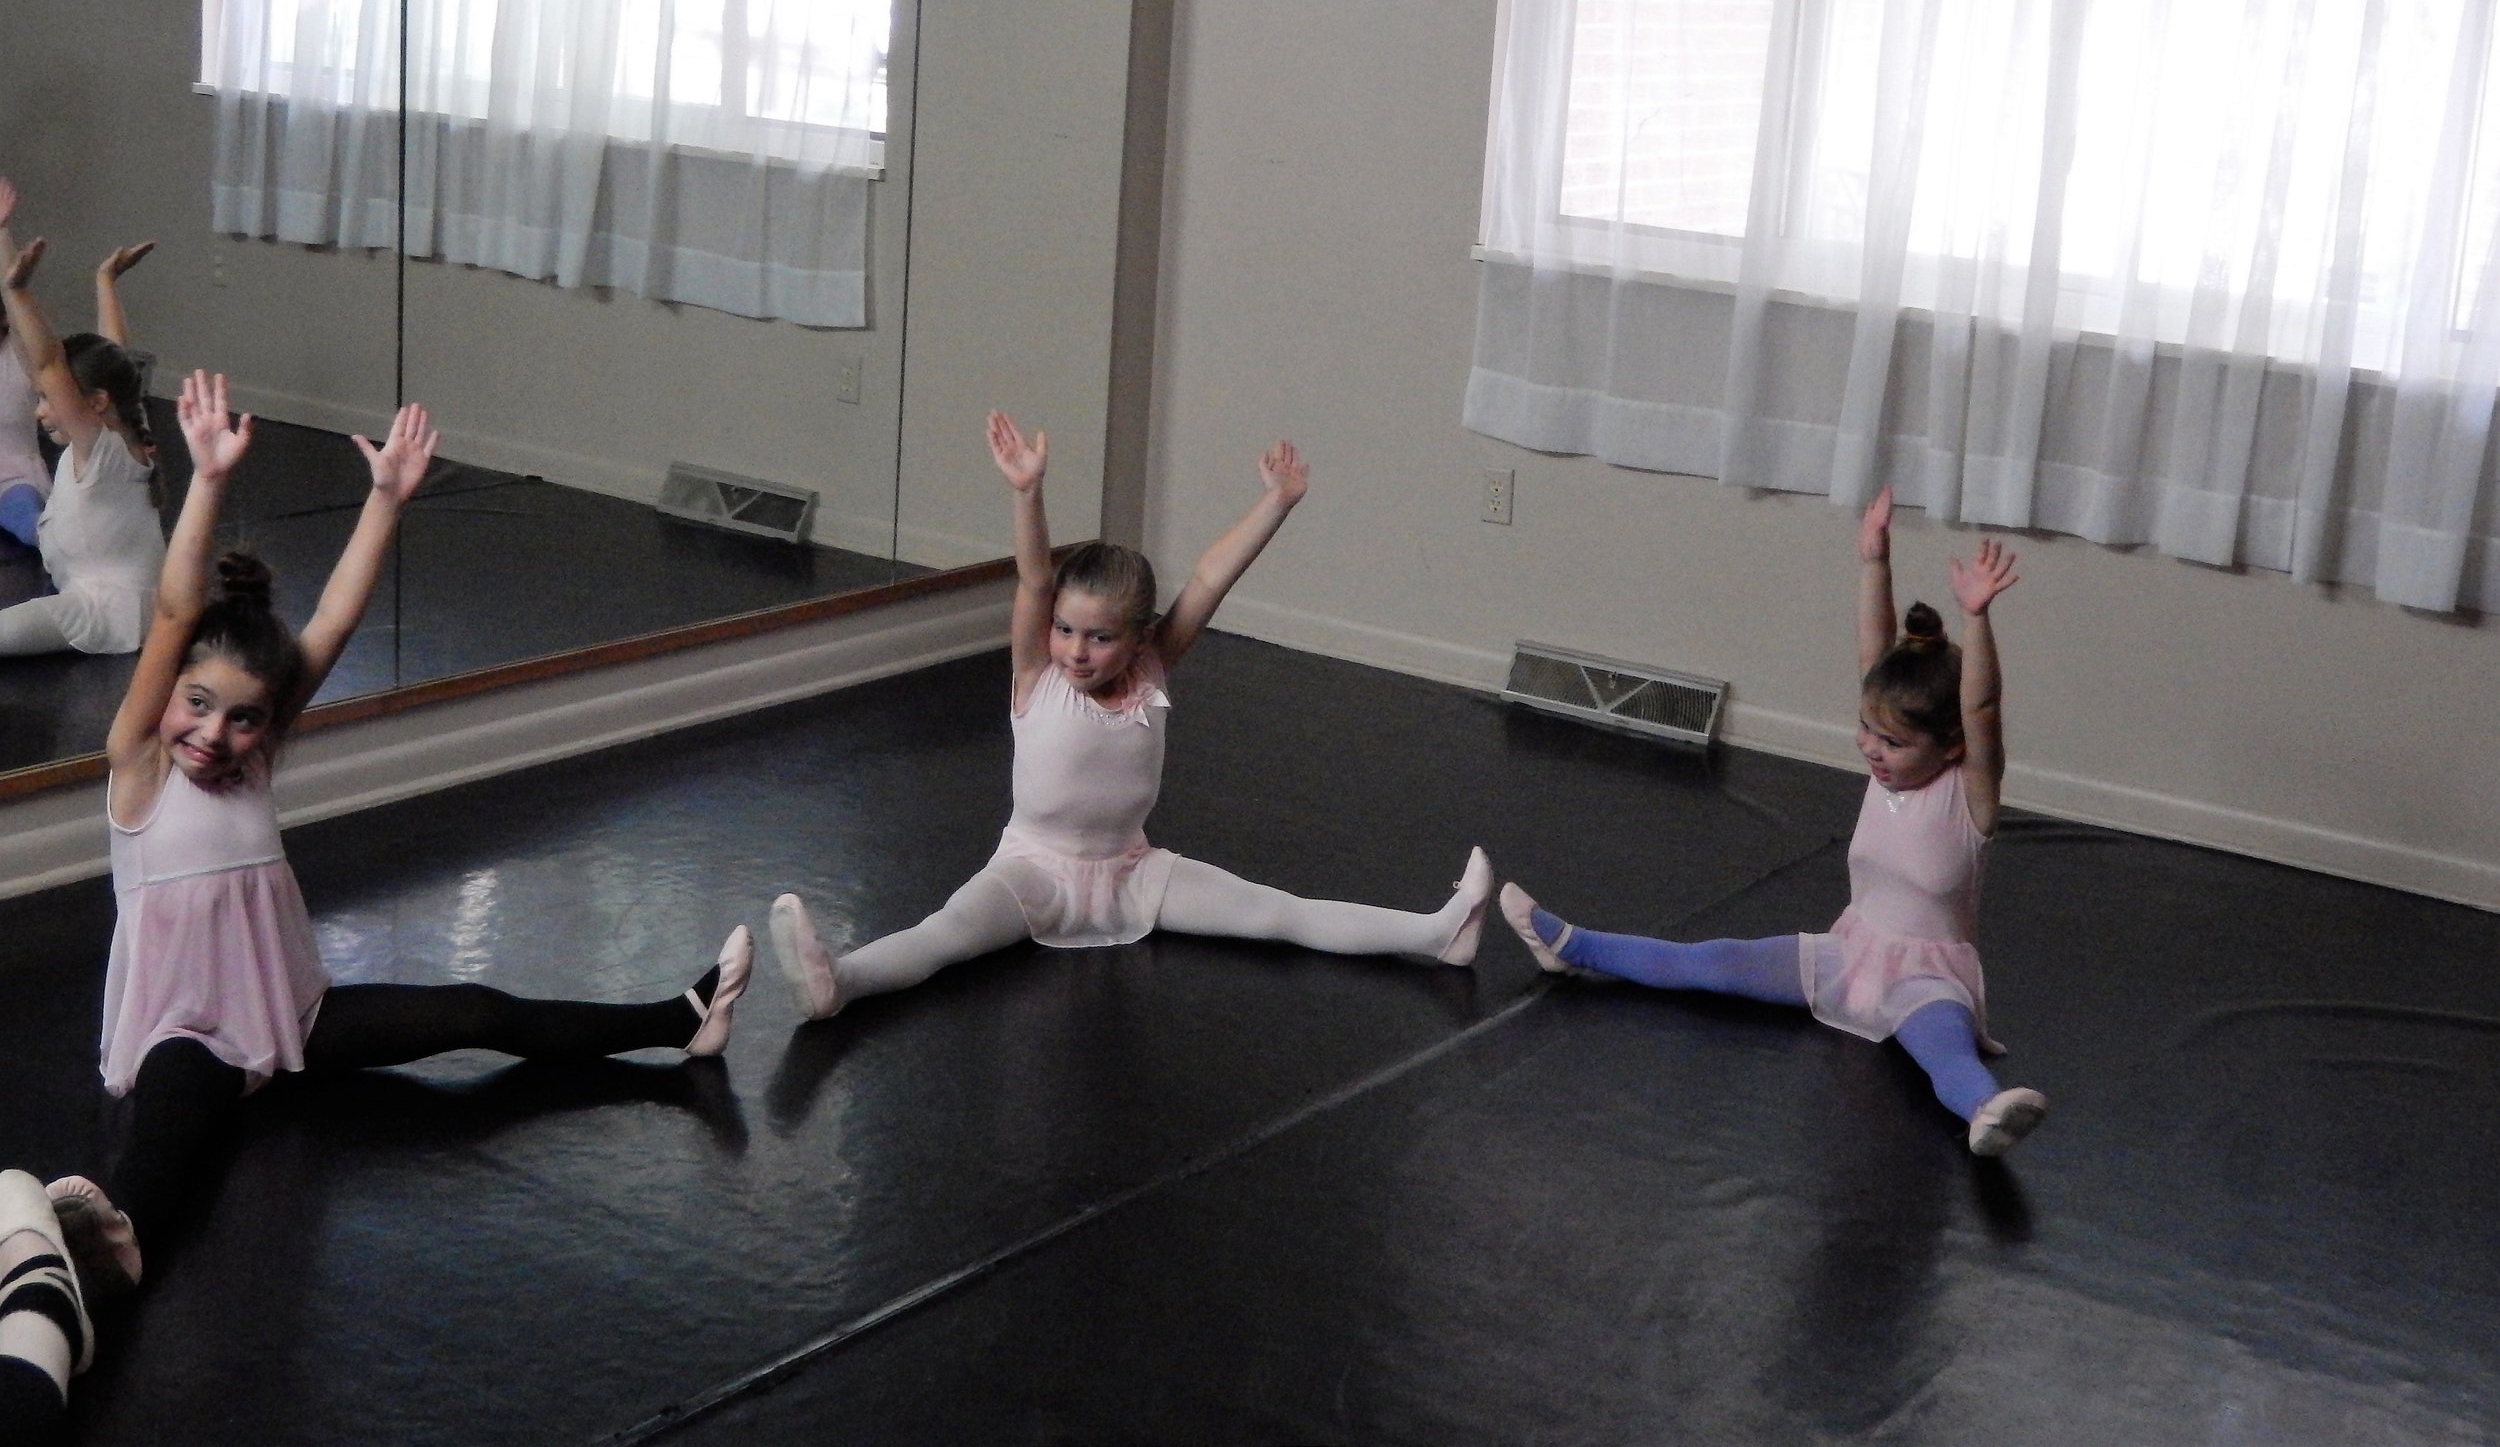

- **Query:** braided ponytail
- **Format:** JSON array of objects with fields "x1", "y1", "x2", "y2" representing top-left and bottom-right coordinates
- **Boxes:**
[{"x1": 60, "y1": 333, "x2": 158, "y2": 501}]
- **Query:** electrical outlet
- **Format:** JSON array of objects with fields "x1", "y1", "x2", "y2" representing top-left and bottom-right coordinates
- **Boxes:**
[
  {"x1": 212, "y1": 249, "x2": 229, "y2": 287},
  {"x1": 1481, "y1": 468, "x2": 1514, "y2": 525},
  {"x1": 835, "y1": 358, "x2": 862, "y2": 404}
]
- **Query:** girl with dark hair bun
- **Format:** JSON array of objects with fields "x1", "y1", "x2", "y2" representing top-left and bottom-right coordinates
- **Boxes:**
[
  {"x1": 84, "y1": 373, "x2": 753, "y2": 1290},
  {"x1": 766, "y1": 410, "x2": 1495, "y2": 1020},
  {"x1": 0, "y1": 178, "x2": 165, "y2": 656},
  {"x1": 1502, "y1": 486, "x2": 2049, "y2": 1158}
]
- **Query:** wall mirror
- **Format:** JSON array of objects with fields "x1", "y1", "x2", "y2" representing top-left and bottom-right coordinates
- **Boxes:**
[{"x1": 0, "y1": 0, "x2": 1136, "y2": 784}]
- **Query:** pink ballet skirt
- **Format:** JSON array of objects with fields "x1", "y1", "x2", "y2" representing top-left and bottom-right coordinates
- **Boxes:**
[
  {"x1": 99, "y1": 762, "x2": 332, "y2": 1097},
  {"x1": 983, "y1": 652, "x2": 1177, "y2": 948},
  {"x1": 1799, "y1": 767, "x2": 2002, "y2": 1052}
]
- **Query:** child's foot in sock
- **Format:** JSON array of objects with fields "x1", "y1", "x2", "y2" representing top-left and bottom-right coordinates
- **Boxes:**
[
  {"x1": 1435, "y1": 847, "x2": 1496, "y2": 965},
  {"x1": 1499, "y1": 883, "x2": 1577, "y2": 973},
  {"x1": 1967, "y1": 1086, "x2": 2047, "y2": 1157},
  {"x1": 770, "y1": 893, "x2": 842, "y2": 1020},
  {"x1": 684, "y1": 926, "x2": 752, "y2": 1056}
]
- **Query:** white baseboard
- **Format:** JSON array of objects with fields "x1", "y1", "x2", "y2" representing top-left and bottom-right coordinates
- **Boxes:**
[
  {"x1": 1222, "y1": 596, "x2": 2500, "y2": 913},
  {"x1": 1725, "y1": 703, "x2": 2500, "y2": 913},
  {"x1": 1214, "y1": 594, "x2": 1511, "y2": 692},
  {"x1": 215, "y1": 380, "x2": 399, "y2": 450},
  {"x1": 198, "y1": 381, "x2": 912, "y2": 557},
  {"x1": 0, "y1": 585, "x2": 1011, "y2": 901}
]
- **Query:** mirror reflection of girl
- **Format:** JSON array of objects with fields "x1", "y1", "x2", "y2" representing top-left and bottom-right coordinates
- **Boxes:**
[
  {"x1": 93, "y1": 374, "x2": 753, "y2": 1268},
  {"x1": 1501, "y1": 487, "x2": 2049, "y2": 1157},
  {"x1": 769, "y1": 410, "x2": 1495, "y2": 1019},
  {"x1": 0, "y1": 178, "x2": 164, "y2": 656},
  {"x1": 1, "y1": 234, "x2": 155, "y2": 607}
]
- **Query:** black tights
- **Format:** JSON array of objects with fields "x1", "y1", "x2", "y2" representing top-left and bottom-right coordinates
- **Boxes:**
[
  {"x1": 109, "y1": 982, "x2": 702, "y2": 1248},
  {"x1": 0, "y1": 1356, "x2": 68, "y2": 1445}
]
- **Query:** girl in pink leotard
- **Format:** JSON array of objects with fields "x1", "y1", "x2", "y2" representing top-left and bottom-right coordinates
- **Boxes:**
[
  {"x1": 1502, "y1": 486, "x2": 2048, "y2": 1158},
  {"x1": 767, "y1": 411, "x2": 1494, "y2": 1018},
  {"x1": 92, "y1": 374, "x2": 753, "y2": 1268}
]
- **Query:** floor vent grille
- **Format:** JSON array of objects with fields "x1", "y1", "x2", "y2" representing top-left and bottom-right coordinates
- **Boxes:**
[
  {"x1": 655, "y1": 462, "x2": 817, "y2": 543},
  {"x1": 1501, "y1": 641, "x2": 1726, "y2": 747}
]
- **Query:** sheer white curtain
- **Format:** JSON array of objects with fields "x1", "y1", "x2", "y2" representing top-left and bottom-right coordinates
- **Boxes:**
[
  {"x1": 1470, "y1": 0, "x2": 2500, "y2": 611},
  {"x1": 207, "y1": 0, "x2": 885, "y2": 327}
]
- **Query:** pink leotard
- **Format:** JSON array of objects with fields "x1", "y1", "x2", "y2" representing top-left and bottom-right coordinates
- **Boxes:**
[
  {"x1": 1800, "y1": 766, "x2": 1997, "y2": 1049},
  {"x1": 98, "y1": 761, "x2": 331, "y2": 1096},
  {"x1": 982, "y1": 651, "x2": 1178, "y2": 947}
]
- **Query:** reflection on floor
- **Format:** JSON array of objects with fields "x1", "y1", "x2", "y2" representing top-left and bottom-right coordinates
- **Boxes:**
[
  {"x1": 0, "y1": 410, "x2": 919, "y2": 774},
  {"x1": 3, "y1": 633, "x2": 2494, "y2": 1444}
]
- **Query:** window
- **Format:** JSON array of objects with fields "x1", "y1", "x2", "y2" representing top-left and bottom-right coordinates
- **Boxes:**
[
  {"x1": 201, "y1": 0, "x2": 889, "y2": 171},
  {"x1": 1499, "y1": 0, "x2": 2500, "y2": 360},
  {"x1": 1470, "y1": 0, "x2": 2500, "y2": 611}
]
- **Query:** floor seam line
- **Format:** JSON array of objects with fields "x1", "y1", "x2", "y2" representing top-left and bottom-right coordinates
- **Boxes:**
[
  {"x1": 594, "y1": 981, "x2": 1558, "y2": 1445},
  {"x1": 601, "y1": 831, "x2": 1843, "y2": 1444}
]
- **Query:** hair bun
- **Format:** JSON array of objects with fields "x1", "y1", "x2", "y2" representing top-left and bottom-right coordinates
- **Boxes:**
[
  {"x1": 1900, "y1": 600, "x2": 1947, "y2": 648},
  {"x1": 211, "y1": 552, "x2": 276, "y2": 611}
]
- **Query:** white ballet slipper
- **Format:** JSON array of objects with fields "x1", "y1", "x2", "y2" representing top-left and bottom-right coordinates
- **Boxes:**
[
  {"x1": 1435, "y1": 847, "x2": 1496, "y2": 966},
  {"x1": 43, "y1": 1176, "x2": 141, "y2": 1294},
  {"x1": 1968, "y1": 1086, "x2": 2048, "y2": 1157},
  {"x1": 1, "y1": 1168, "x2": 93, "y2": 1375},
  {"x1": 1499, "y1": 882, "x2": 1575, "y2": 974},
  {"x1": 769, "y1": 893, "x2": 842, "y2": 1020},
  {"x1": 684, "y1": 926, "x2": 753, "y2": 1057}
]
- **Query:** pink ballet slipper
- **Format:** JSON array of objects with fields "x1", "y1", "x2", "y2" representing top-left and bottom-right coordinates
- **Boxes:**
[
  {"x1": 1436, "y1": 847, "x2": 1495, "y2": 965},
  {"x1": 769, "y1": 893, "x2": 841, "y2": 1020},
  {"x1": 685, "y1": 926, "x2": 752, "y2": 1057},
  {"x1": 1968, "y1": 1086, "x2": 2048, "y2": 1157},
  {"x1": 1498, "y1": 882, "x2": 1574, "y2": 974},
  {"x1": 43, "y1": 1175, "x2": 142, "y2": 1295}
]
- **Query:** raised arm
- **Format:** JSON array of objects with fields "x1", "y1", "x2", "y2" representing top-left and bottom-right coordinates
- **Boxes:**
[
  {"x1": 1948, "y1": 538, "x2": 2018, "y2": 836},
  {"x1": 94, "y1": 241, "x2": 154, "y2": 347},
  {"x1": 1152, "y1": 441, "x2": 1307, "y2": 669},
  {"x1": 107, "y1": 372, "x2": 253, "y2": 786},
  {"x1": 1856, "y1": 486, "x2": 1898, "y2": 677},
  {"x1": 988, "y1": 410, "x2": 1054, "y2": 693},
  {"x1": 290, "y1": 403, "x2": 437, "y2": 721},
  {"x1": 0, "y1": 186, "x2": 103, "y2": 465}
]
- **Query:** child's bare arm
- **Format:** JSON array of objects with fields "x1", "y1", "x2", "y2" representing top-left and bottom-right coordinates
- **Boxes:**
[
  {"x1": 108, "y1": 373, "x2": 251, "y2": 799},
  {"x1": 94, "y1": 241, "x2": 154, "y2": 346},
  {"x1": 989, "y1": 411, "x2": 1054, "y2": 695},
  {"x1": 1856, "y1": 486, "x2": 1897, "y2": 678},
  {"x1": 292, "y1": 404, "x2": 437, "y2": 722},
  {"x1": 1154, "y1": 441, "x2": 1307, "y2": 669},
  {"x1": 2, "y1": 229, "x2": 105, "y2": 462},
  {"x1": 1948, "y1": 538, "x2": 2018, "y2": 835}
]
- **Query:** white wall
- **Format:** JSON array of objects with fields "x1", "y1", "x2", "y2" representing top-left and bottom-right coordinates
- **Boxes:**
[{"x1": 1142, "y1": 0, "x2": 2500, "y2": 909}]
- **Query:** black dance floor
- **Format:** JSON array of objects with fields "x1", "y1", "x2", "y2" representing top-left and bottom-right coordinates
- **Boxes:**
[
  {"x1": 0, "y1": 410, "x2": 915, "y2": 775},
  {"x1": 2, "y1": 634, "x2": 2494, "y2": 1444}
]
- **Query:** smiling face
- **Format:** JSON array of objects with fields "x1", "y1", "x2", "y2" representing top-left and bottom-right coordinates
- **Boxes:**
[
  {"x1": 1856, "y1": 694, "x2": 1962, "y2": 793},
  {"x1": 159, "y1": 654, "x2": 277, "y2": 787},
  {"x1": 1049, "y1": 588, "x2": 1145, "y2": 696}
]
